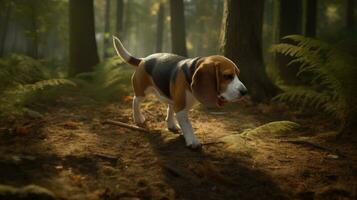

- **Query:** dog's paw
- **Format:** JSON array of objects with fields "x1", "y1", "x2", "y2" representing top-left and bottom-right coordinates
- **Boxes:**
[
  {"x1": 185, "y1": 138, "x2": 201, "y2": 150},
  {"x1": 168, "y1": 124, "x2": 181, "y2": 134},
  {"x1": 186, "y1": 143, "x2": 202, "y2": 151}
]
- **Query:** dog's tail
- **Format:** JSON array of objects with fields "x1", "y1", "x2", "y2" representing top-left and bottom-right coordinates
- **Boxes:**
[{"x1": 113, "y1": 36, "x2": 141, "y2": 66}]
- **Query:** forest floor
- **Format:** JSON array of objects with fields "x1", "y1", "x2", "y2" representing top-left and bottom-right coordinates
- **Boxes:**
[{"x1": 0, "y1": 94, "x2": 356, "y2": 200}]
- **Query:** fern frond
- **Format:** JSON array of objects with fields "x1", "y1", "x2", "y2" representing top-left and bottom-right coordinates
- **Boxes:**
[
  {"x1": 283, "y1": 35, "x2": 329, "y2": 50},
  {"x1": 274, "y1": 86, "x2": 332, "y2": 109},
  {"x1": 271, "y1": 43, "x2": 324, "y2": 75},
  {"x1": 270, "y1": 44, "x2": 305, "y2": 57}
]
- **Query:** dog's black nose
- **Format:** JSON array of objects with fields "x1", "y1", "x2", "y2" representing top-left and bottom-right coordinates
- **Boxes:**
[{"x1": 240, "y1": 89, "x2": 248, "y2": 96}]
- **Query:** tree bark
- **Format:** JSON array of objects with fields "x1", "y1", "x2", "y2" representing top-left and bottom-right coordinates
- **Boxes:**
[
  {"x1": 69, "y1": 0, "x2": 99, "y2": 75},
  {"x1": 156, "y1": 3, "x2": 165, "y2": 52},
  {"x1": 220, "y1": 0, "x2": 279, "y2": 102},
  {"x1": 276, "y1": 0, "x2": 303, "y2": 84},
  {"x1": 169, "y1": 0, "x2": 187, "y2": 57},
  {"x1": 347, "y1": 0, "x2": 355, "y2": 31},
  {"x1": 27, "y1": 3, "x2": 39, "y2": 58},
  {"x1": 0, "y1": 1, "x2": 11, "y2": 57},
  {"x1": 115, "y1": 0, "x2": 124, "y2": 37},
  {"x1": 103, "y1": 0, "x2": 111, "y2": 58},
  {"x1": 303, "y1": 0, "x2": 317, "y2": 37}
]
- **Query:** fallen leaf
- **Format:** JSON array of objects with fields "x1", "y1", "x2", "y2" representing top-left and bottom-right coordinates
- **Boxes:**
[
  {"x1": 188, "y1": 161, "x2": 234, "y2": 186},
  {"x1": 55, "y1": 165, "x2": 63, "y2": 170},
  {"x1": 122, "y1": 95, "x2": 133, "y2": 103},
  {"x1": 62, "y1": 121, "x2": 80, "y2": 129},
  {"x1": 326, "y1": 154, "x2": 339, "y2": 159},
  {"x1": 15, "y1": 126, "x2": 30, "y2": 135}
]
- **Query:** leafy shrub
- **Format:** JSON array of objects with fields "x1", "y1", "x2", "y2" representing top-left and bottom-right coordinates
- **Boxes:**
[{"x1": 270, "y1": 35, "x2": 357, "y2": 135}]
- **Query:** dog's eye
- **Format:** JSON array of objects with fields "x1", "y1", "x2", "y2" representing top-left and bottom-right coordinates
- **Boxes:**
[{"x1": 223, "y1": 74, "x2": 234, "y2": 80}]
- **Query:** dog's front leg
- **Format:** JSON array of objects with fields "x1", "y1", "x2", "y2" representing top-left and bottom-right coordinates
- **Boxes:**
[
  {"x1": 166, "y1": 104, "x2": 180, "y2": 133},
  {"x1": 176, "y1": 110, "x2": 200, "y2": 149}
]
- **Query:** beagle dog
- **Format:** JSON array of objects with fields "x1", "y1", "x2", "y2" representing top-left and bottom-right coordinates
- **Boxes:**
[{"x1": 113, "y1": 36, "x2": 247, "y2": 149}]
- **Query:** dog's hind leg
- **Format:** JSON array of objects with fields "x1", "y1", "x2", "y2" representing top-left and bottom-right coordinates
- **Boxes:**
[
  {"x1": 131, "y1": 67, "x2": 150, "y2": 127},
  {"x1": 166, "y1": 104, "x2": 180, "y2": 133},
  {"x1": 132, "y1": 96, "x2": 145, "y2": 126}
]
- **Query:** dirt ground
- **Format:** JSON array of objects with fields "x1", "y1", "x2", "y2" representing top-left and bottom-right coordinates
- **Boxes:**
[{"x1": 0, "y1": 95, "x2": 356, "y2": 200}]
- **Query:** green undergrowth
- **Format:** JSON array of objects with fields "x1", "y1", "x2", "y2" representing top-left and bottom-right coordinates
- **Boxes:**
[
  {"x1": 0, "y1": 54, "x2": 75, "y2": 117},
  {"x1": 73, "y1": 57, "x2": 134, "y2": 102},
  {"x1": 270, "y1": 35, "x2": 357, "y2": 135},
  {"x1": 0, "y1": 55, "x2": 134, "y2": 119}
]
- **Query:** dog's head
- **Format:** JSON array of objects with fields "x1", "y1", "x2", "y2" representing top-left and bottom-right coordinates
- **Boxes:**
[{"x1": 191, "y1": 55, "x2": 247, "y2": 107}]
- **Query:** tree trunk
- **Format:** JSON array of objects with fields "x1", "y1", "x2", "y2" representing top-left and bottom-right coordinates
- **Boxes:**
[
  {"x1": 220, "y1": 0, "x2": 279, "y2": 102},
  {"x1": 346, "y1": 0, "x2": 355, "y2": 31},
  {"x1": 115, "y1": 0, "x2": 124, "y2": 37},
  {"x1": 69, "y1": 0, "x2": 99, "y2": 75},
  {"x1": 103, "y1": 0, "x2": 111, "y2": 58},
  {"x1": 0, "y1": 2, "x2": 11, "y2": 57},
  {"x1": 276, "y1": 0, "x2": 303, "y2": 84},
  {"x1": 169, "y1": 0, "x2": 187, "y2": 57},
  {"x1": 27, "y1": 3, "x2": 39, "y2": 58},
  {"x1": 156, "y1": 3, "x2": 165, "y2": 52},
  {"x1": 303, "y1": 0, "x2": 317, "y2": 37}
]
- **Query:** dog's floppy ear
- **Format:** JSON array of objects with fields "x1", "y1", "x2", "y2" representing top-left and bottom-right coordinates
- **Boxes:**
[
  {"x1": 234, "y1": 65, "x2": 240, "y2": 75},
  {"x1": 191, "y1": 62, "x2": 219, "y2": 106}
]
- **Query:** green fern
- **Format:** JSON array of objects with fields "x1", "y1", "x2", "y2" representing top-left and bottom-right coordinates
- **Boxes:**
[{"x1": 271, "y1": 35, "x2": 357, "y2": 134}]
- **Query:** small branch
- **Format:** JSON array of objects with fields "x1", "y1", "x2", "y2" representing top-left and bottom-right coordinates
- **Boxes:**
[
  {"x1": 162, "y1": 163, "x2": 194, "y2": 179},
  {"x1": 102, "y1": 119, "x2": 150, "y2": 133},
  {"x1": 163, "y1": 164, "x2": 185, "y2": 178}
]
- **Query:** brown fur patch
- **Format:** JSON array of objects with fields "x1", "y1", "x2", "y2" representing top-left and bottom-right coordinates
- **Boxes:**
[
  {"x1": 170, "y1": 70, "x2": 191, "y2": 112},
  {"x1": 132, "y1": 62, "x2": 153, "y2": 97}
]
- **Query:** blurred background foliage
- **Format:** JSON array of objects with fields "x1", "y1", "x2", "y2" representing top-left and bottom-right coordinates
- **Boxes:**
[{"x1": 1, "y1": 0, "x2": 355, "y2": 61}]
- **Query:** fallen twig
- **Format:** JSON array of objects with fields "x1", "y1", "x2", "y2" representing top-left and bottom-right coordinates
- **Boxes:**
[
  {"x1": 163, "y1": 164, "x2": 185, "y2": 178},
  {"x1": 102, "y1": 119, "x2": 150, "y2": 133},
  {"x1": 93, "y1": 153, "x2": 118, "y2": 164}
]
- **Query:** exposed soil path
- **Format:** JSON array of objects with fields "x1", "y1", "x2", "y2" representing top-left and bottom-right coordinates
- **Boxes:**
[{"x1": 0, "y1": 96, "x2": 356, "y2": 200}]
